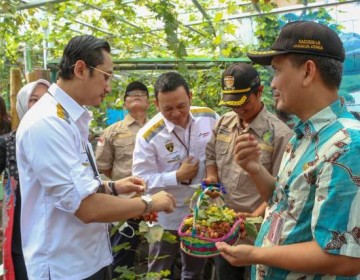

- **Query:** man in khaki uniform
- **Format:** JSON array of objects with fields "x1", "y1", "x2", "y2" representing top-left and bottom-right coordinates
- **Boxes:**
[
  {"x1": 205, "y1": 63, "x2": 292, "y2": 280},
  {"x1": 96, "y1": 81, "x2": 149, "y2": 179},
  {"x1": 95, "y1": 81, "x2": 149, "y2": 275}
]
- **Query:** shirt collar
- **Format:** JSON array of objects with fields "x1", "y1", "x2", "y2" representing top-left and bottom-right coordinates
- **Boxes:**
[
  {"x1": 124, "y1": 114, "x2": 149, "y2": 126},
  {"x1": 293, "y1": 97, "x2": 347, "y2": 139},
  {"x1": 244, "y1": 105, "x2": 268, "y2": 138},
  {"x1": 230, "y1": 105, "x2": 269, "y2": 138},
  {"x1": 48, "y1": 84, "x2": 91, "y2": 123},
  {"x1": 163, "y1": 111, "x2": 194, "y2": 133},
  {"x1": 124, "y1": 114, "x2": 136, "y2": 126}
]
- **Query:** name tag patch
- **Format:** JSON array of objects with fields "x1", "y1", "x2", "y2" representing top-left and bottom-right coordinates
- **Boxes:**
[{"x1": 216, "y1": 134, "x2": 231, "y2": 142}]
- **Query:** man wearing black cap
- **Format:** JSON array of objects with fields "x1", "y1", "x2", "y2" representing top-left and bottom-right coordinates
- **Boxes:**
[
  {"x1": 216, "y1": 21, "x2": 360, "y2": 279},
  {"x1": 95, "y1": 81, "x2": 150, "y2": 275},
  {"x1": 96, "y1": 81, "x2": 149, "y2": 180},
  {"x1": 205, "y1": 62, "x2": 292, "y2": 280}
]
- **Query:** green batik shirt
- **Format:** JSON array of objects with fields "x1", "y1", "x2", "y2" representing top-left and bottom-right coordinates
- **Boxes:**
[{"x1": 253, "y1": 98, "x2": 360, "y2": 280}]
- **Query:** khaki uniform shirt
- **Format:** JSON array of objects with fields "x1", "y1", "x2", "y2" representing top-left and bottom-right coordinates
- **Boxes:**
[
  {"x1": 96, "y1": 114, "x2": 147, "y2": 180},
  {"x1": 206, "y1": 106, "x2": 293, "y2": 214}
]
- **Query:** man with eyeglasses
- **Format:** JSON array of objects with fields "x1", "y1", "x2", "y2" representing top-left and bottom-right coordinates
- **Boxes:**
[
  {"x1": 204, "y1": 62, "x2": 292, "y2": 280},
  {"x1": 95, "y1": 81, "x2": 150, "y2": 276},
  {"x1": 15, "y1": 35, "x2": 175, "y2": 280}
]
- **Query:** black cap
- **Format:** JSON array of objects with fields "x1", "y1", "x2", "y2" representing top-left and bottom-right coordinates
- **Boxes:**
[
  {"x1": 247, "y1": 21, "x2": 345, "y2": 65},
  {"x1": 124, "y1": 81, "x2": 149, "y2": 100},
  {"x1": 219, "y1": 63, "x2": 260, "y2": 107}
]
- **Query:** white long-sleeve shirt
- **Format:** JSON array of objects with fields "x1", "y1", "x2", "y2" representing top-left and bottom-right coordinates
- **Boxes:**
[
  {"x1": 16, "y1": 84, "x2": 112, "y2": 280},
  {"x1": 133, "y1": 107, "x2": 218, "y2": 230}
]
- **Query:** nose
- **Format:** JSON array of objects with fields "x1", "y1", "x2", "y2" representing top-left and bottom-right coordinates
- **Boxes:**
[
  {"x1": 270, "y1": 77, "x2": 276, "y2": 90},
  {"x1": 171, "y1": 110, "x2": 181, "y2": 118},
  {"x1": 105, "y1": 83, "x2": 111, "y2": 93}
]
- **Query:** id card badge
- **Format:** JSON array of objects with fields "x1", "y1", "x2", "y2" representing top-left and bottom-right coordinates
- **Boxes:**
[{"x1": 266, "y1": 212, "x2": 284, "y2": 246}]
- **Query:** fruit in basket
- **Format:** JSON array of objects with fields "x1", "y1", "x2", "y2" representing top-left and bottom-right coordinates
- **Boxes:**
[
  {"x1": 180, "y1": 204, "x2": 242, "y2": 239},
  {"x1": 179, "y1": 185, "x2": 262, "y2": 257}
]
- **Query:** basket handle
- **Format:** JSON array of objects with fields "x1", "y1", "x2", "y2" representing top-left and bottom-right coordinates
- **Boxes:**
[{"x1": 191, "y1": 186, "x2": 225, "y2": 236}]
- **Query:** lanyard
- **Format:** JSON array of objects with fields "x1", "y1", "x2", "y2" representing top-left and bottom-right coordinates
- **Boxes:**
[
  {"x1": 172, "y1": 124, "x2": 192, "y2": 156},
  {"x1": 173, "y1": 124, "x2": 192, "y2": 185},
  {"x1": 84, "y1": 142, "x2": 102, "y2": 185}
]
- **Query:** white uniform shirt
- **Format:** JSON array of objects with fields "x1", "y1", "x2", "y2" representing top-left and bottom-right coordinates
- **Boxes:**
[
  {"x1": 16, "y1": 84, "x2": 112, "y2": 280},
  {"x1": 133, "y1": 107, "x2": 218, "y2": 230}
]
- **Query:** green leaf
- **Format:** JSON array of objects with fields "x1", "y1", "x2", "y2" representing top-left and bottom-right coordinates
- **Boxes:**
[
  {"x1": 214, "y1": 12, "x2": 223, "y2": 23},
  {"x1": 244, "y1": 222, "x2": 258, "y2": 238},
  {"x1": 246, "y1": 216, "x2": 264, "y2": 224},
  {"x1": 112, "y1": 241, "x2": 131, "y2": 253},
  {"x1": 207, "y1": 216, "x2": 222, "y2": 224},
  {"x1": 161, "y1": 230, "x2": 178, "y2": 243},
  {"x1": 143, "y1": 225, "x2": 164, "y2": 244},
  {"x1": 197, "y1": 209, "x2": 207, "y2": 220},
  {"x1": 113, "y1": 266, "x2": 136, "y2": 280},
  {"x1": 213, "y1": 35, "x2": 222, "y2": 45},
  {"x1": 138, "y1": 221, "x2": 150, "y2": 233}
]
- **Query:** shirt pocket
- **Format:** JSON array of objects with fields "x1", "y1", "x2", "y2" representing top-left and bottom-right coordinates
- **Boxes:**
[
  {"x1": 283, "y1": 188, "x2": 312, "y2": 224},
  {"x1": 114, "y1": 136, "x2": 134, "y2": 160},
  {"x1": 215, "y1": 138, "x2": 230, "y2": 155}
]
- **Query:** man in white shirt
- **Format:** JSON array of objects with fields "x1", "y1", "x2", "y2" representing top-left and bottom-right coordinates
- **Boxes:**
[
  {"x1": 16, "y1": 35, "x2": 175, "y2": 280},
  {"x1": 133, "y1": 72, "x2": 219, "y2": 280}
]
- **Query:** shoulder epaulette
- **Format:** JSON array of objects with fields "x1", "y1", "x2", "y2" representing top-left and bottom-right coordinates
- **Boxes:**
[
  {"x1": 142, "y1": 119, "x2": 165, "y2": 143},
  {"x1": 56, "y1": 103, "x2": 70, "y2": 124},
  {"x1": 191, "y1": 107, "x2": 217, "y2": 119}
]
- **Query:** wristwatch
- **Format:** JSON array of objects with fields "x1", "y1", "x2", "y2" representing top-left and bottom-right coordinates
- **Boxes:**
[{"x1": 141, "y1": 194, "x2": 153, "y2": 214}]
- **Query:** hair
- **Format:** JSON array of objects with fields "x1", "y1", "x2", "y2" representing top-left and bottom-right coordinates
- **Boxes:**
[
  {"x1": 288, "y1": 54, "x2": 343, "y2": 90},
  {"x1": 0, "y1": 95, "x2": 11, "y2": 135},
  {"x1": 124, "y1": 81, "x2": 149, "y2": 101},
  {"x1": 154, "y1": 72, "x2": 190, "y2": 100},
  {"x1": 58, "y1": 35, "x2": 111, "y2": 80},
  {"x1": 250, "y1": 85, "x2": 261, "y2": 96}
]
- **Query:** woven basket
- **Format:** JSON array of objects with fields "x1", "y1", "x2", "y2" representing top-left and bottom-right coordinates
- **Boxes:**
[{"x1": 178, "y1": 185, "x2": 244, "y2": 258}]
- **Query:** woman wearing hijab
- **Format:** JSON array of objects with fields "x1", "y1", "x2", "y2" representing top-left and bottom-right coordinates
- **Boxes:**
[{"x1": 1, "y1": 79, "x2": 50, "y2": 280}]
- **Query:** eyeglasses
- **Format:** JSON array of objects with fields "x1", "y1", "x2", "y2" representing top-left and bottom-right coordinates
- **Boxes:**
[
  {"x1": 88, "y1": 66, "x2": 114, "y2": 86},
  {"x1": 126, "y1": 90, "x2": 148, "y2": 97}
]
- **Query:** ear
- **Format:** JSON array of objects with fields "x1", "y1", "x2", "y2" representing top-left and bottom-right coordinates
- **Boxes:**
[
  {"x1": 73, "y1": 60, "x2": 87, "y2": 80},
  {"x1": 189, "y1": 91, "x2": 193, "y2": 104},
  {"x1": 303, "y1": 60, "x2": 316, "y2": 87},
  {"x1": 257, "y1": 85, "x2": 264, "y2": 97},
  {"x1": 154, "y1": 98, "x2": 159, "y2": 110}
]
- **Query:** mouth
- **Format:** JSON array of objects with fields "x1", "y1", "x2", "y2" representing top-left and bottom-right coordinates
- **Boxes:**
[{"x1": 235, "y1": 108, "x2": 246, "y2": 114}]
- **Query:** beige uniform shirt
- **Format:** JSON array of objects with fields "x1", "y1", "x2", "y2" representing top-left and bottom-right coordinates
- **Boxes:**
[
  {"x1": 206, "y1": 106, "x2": 293, "y2": 213},
  {"x1": 95, "y1": 114, "x2": 147, "y2": 180}
]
